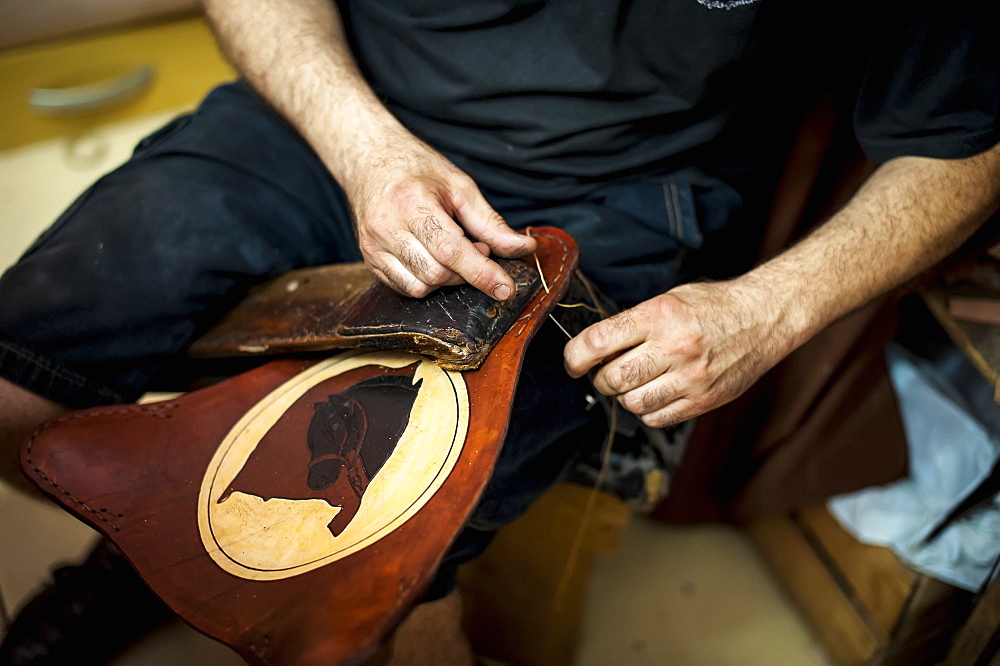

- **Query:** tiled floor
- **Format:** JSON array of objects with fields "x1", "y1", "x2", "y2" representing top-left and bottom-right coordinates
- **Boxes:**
[
  {"x1": 0, "y1": 112, "x2": 830, "y2": 665},
  {"x1": 580, "y1": 517, "x2": 829, "y2": 665}
]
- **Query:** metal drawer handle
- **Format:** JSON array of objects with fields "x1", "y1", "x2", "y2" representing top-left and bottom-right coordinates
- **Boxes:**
[{"x1": 28, "y1": 64, "x2": 155, "y2": 115}]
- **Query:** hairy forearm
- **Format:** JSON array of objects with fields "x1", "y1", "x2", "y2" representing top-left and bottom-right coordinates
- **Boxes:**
[
  {"x1": 742, "y1": 141, "x2": 1000, "y2": 355},
  {"x1": 201, "y1": 0, "x2": 535, "y2": 299},
  {"x1": 201, "y1": 0, "x2": 404, "y2": 182},
  {"x1": 564, "y1": 140, "x2": 1000, "y2": 427}
]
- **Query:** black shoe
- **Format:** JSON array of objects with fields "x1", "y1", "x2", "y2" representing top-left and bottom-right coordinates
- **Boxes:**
[
  {"x1": 568, "y1": 402, "x2": 694, "y2": 513},
  {"x1": 0, "y1": 539, "x2": 175, "y2": 665}
]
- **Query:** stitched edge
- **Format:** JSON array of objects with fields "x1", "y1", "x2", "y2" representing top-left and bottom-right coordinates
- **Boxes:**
[
  {"x1": 515, "y1": 233, "x2": 571, "y2": 337},
  {"x1": 23, "y1": 402, "x2": 181, "y2": 532}
]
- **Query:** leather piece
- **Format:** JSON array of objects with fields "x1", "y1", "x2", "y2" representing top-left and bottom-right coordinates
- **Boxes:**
[
  {"x1": 216, "y1": 366, "x2": 423, "y2": 538},
  {"x1": 337, "y1": 258, "x2": 540, "y2": 370},
  {"x1": 22, "y1": 227, "x2": 577, "y2": 666},
  {"x1": 187, "y1": 262, "x2": 375, "y2": 358},
  {"x1": 187, "y1": 256, "x2": 542, "y2": 370}
]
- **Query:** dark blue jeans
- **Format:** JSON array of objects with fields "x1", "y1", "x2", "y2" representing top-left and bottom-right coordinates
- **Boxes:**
[{"x1": 0, "y1": 82, "x2": 739, "y2": 599}]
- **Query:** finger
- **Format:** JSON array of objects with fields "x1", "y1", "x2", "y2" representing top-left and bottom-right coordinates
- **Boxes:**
[
  {"x1": 591, "y1": 343, "x2": 672, "y2": 397},
  {"x1": 386, "y1": 227, "x2": 467, "y2": 289},
  {"x1": 564, "y1": 308, "x2": 651, "y2": 378},
  {"x1": 451, "y1": 185, "x2": 537, "y2": 258},
  {"x1": 636, "y1": 397, "x2": 707, "y2": 429},
  {"x1": 409, "y1": 205, "x2": 517, "y2": 300},
  {"x1": 370, "y1": 253, "x2": 435, "y2": 298},
  {"x1": 613, "y1": 369, "x2": 686, "y2": 416}
]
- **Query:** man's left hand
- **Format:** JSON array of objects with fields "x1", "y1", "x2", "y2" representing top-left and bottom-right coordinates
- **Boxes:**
[{"x1": 563, "y1": 280, "x2": 791, "y2": 427}]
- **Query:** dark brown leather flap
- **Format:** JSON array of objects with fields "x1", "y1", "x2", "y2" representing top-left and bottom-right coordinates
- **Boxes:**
[{"x1": 188, "y1": 256, "x2": 541, "y2": 370}]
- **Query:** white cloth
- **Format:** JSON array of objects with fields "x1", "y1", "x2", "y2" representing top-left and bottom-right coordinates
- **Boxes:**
[{"x1": 828, "y1": 343, "x2": 1000, "y2": 592}]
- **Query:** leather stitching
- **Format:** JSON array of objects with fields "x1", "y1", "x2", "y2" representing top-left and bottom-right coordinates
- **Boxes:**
[
  {"x1": 24, "y1": 402, "x2": 181, "y2": 532},
  {"x1": 516, "y1": 232, "x2": 570, "y2": 337}
]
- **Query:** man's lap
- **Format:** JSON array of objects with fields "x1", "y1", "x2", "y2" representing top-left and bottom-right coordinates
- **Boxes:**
[
  {"x1": 0, "y1": 81, "x2": 607, "y2": 598},
  {"x1": 0, "y1": 82, "x2": 361, "y2": 407},
  {"x1": 0, "y1": 79, "x2": 730, "y2": 599}
]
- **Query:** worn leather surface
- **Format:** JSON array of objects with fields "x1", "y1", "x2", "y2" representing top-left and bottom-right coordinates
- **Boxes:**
[
  {"x1": 22, "y1": 227, "x2": 577, "y2": 666},
  {"x1": 188, "y1": 257, "x2": 542, "y2": 370}
]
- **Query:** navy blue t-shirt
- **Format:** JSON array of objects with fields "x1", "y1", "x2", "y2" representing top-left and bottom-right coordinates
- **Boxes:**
[{"x1": 339, "y1": 0, "x2": 999, "y2": 199}]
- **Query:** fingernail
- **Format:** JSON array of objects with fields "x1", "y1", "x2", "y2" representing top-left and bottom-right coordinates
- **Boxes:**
[{"x1": 493, "y1": 284, "x2": 512, "y2": 301}]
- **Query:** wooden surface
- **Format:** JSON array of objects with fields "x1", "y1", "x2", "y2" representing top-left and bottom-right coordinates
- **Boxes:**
[
  {"x1": 748, "y1": 514, "x2": 882, "y2": 665},
  {"x1": 946, "y1": 571, "x2": 1000, "y2": 666},
  {"x1": 923, "y1": 290, "x2": 1000, "y2": 397},
  {"x1": 0, "y1": 15, "x2": 234, "y2": 151},
  {"x1": 750, "y1": 507, "x2": 973, "y2": 666},
  {"x1": 459, "y1": 483, "x2": 631, "y2": 666},
  {"x1": 23, "y1": 229, "x2": 580, "y2": 665},
  {"x1": 796, "y1": 505, "x2": 917, "y2": 639},
  {"x1": 0, "y1": 0, "x2": 199, "y2": 49},
  {"x1": 885, "y1": 575, "x2": 971, "y2": 665}
]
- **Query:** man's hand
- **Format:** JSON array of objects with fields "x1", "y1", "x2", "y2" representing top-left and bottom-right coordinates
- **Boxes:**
[
  {"x1": 567, "y1": 141, "x2": 1000, "y2": 427},
  {"x1": 342, "y1": 126, "x2": 535, "y2": 299},
  {"x1": 564, "y1": 279, "x2": 791, "y2": 428},
  {"x1": 202, "y1": 0, "x2": 535, "y2": 301}
]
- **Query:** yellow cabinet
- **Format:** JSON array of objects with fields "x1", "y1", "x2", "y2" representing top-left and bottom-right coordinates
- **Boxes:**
[{"x1": 0, "y1": 15, "x2": 234, "y2": 151}]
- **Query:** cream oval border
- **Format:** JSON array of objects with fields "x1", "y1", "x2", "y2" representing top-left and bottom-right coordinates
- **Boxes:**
[{"x1": 197, "y1": 350, "x2": 469, "y2": 581}]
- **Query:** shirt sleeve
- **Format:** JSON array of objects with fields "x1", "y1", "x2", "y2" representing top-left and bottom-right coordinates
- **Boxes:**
[{"x1": 852, "y1": 0, "x2": 1000, "y2": 163}]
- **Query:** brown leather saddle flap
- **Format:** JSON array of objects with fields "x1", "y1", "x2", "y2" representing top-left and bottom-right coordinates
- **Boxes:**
[
  {"x1": 187, "y1": 256, "x2": 542, "y2": 370},
  {"x1": 22, "y1": 228, "x2": 578, "y2": 665}
]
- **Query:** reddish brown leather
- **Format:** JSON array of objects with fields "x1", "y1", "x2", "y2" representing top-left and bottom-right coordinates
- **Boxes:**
[{"x1": 22, "y1": 228, "x2": 578, "y2": 666}]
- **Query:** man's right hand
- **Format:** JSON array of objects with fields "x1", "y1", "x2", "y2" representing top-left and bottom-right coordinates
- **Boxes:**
[
  {"x1": 202, "y1": 0, "x2": 535, "y2": 301},
  {"x1": 341, "y1": 125, "x2": 536, "y2": 300}
]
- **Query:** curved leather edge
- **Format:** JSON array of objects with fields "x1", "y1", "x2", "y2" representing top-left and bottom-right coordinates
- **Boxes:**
[
  {"x1": 19, "y1": 227, "x2": 579, "y2": 666},
  {"x1": 187, "y1": 244, "x2": 548, "y2": 370}
]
